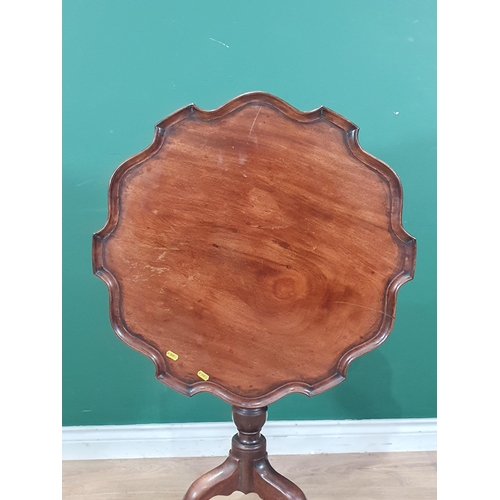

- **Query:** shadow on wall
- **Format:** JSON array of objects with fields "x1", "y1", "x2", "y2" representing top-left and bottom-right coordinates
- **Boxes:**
[{"x1": 332, "y1": 349, "x2": 402, "y2": 419}]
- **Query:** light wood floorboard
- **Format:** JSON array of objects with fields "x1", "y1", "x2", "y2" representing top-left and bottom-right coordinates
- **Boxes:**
[{"x1": 62, "y1": 451, "x2": 436, "y2": 499}]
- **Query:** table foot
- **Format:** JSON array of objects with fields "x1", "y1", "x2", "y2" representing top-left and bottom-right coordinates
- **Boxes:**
[
  {"x1": 182, "y1": 456, "x2": 239, "y2": 500},
  {"x1": 252, "y1": 457, "x2": 307, "y2": 500}
]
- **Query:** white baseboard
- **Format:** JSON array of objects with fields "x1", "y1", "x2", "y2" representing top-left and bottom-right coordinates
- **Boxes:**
[{"x1": 62, "y1": 418, "x2": 436, "y2": 461}]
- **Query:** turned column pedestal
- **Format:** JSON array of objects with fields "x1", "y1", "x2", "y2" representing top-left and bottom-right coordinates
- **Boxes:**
[{"x1": 183, "y1": 407, "x2": 307, "y2": 500}]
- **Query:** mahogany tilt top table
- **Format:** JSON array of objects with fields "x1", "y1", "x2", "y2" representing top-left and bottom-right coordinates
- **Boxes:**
[{"x1": 93, "y1": 92, "x2": 416, "y2": 499}]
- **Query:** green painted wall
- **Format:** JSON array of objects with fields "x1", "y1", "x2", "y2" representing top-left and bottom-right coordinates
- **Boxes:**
[{"x1": 63, "y1": 0, "x2": 436, "y2": 426}]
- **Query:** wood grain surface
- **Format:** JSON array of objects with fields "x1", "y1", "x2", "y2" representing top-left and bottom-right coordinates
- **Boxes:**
[
  {"x1": 93, "y1": 92, "x2": 416, "y2": 407},
  {"x1": 62, "y1": 452, "x2": 436, "y2": 500}
]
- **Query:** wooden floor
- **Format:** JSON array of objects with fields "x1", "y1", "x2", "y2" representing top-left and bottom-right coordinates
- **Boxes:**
[{"x1": 62, "y1": 451, "x2": 436, "y2": 499}]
